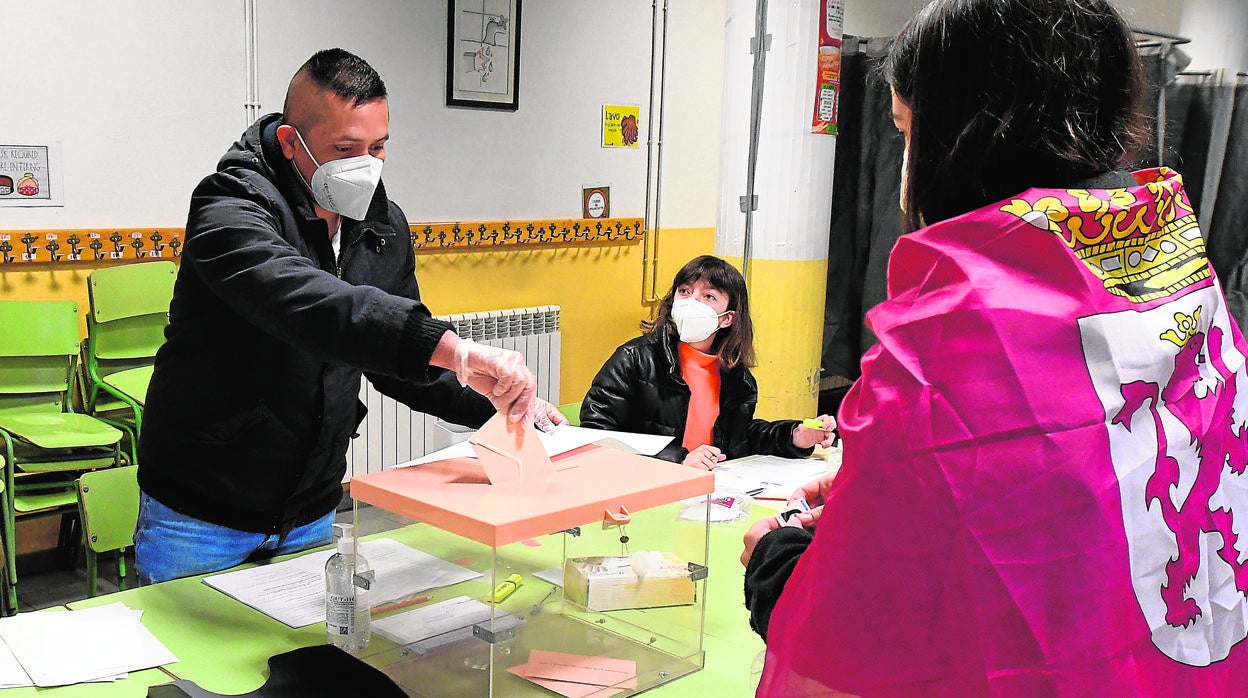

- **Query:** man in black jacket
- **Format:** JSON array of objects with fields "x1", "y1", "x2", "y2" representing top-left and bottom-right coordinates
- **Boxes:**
[{"x1": 135, "y1": 48, "x2": 551, "y2": 584}]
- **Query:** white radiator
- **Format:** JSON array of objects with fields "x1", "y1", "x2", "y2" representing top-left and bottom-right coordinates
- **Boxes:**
[{"x1": 345, "y1": 305, "x2": 561, "y2": 477}]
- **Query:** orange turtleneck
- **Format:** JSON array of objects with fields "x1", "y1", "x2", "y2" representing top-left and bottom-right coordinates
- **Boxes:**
[{"x1": 679, "y1": 341, "x2": 721, "y2": 451}]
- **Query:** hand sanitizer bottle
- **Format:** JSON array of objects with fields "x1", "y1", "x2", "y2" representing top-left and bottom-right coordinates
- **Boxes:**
[{"x1": 325, "y1": 522, "x2": 371, "y2": 653}]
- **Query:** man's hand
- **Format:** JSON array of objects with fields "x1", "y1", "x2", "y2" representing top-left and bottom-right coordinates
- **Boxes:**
[
  {"x1": 439, "y1": 335, "x2": 537, "y2": 422},
  {"x1": 529, "y1": 398, "x2": 568, "y2": 432}
]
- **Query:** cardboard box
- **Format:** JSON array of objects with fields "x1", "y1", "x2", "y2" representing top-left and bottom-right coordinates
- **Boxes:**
[{"x1": 563, "y1": 553, "x2": 695, "y2": 612}]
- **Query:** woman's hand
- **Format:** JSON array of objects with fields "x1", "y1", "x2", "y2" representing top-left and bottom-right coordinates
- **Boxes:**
[
  {"x1": 682, "y1": 444, "x2": 726, "y2": 470},
  {"x1": 741, "y1": 515, "x2": 781, "y2": 566},
  {"x1": 784, "y1": 471, "x2": 840, "y2": 529},
  {"x1": 793, "y1": 414, "x2": 837, "y2": 449},
  {"x1": 741, "y1": 511, "x2": 807, "y2": 566}
]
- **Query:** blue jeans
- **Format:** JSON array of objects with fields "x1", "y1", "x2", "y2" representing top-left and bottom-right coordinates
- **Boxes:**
[{"x1": 134, "y1": 491, "x2": 335, "y2": 584}]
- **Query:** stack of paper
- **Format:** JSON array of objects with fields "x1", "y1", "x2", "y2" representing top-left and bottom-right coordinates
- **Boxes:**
[
  {"x1": 203, "y1": 538, "x2": 482, "y2": 627},
  {"x1": 0, "y1": 603, "x2": 177, "y2": 687},
  {"x1": 372, "y1": 595, "x2": 521, "y2": 655},
  {"x1": 507, "y1": 649, "x2": 636, "y2": 697},
  {"x1": 711, "y1": 454, "x2": 831, "y2": 501}
]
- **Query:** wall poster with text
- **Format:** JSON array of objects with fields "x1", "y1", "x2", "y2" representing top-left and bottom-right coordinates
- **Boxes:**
[{"x1": 0, "y1": 143, "x2": 64, "y2": 207}]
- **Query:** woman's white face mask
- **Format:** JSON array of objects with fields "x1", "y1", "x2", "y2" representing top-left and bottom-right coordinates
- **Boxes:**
[
  {"x1": 671, "y1": 297, "x2": 729, "y2": 344},
  {"x1": 293, "y1": 127, "x2": 383, "y2": 221}
]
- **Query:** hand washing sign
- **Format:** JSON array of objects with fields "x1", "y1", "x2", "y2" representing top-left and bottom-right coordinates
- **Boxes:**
[{"x1": 0, "y1": 143, "x2": 63, "y2": 206}]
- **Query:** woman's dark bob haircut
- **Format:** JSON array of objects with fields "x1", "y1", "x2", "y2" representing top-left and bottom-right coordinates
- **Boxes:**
[
  {"x1": 884, "y1": 0, "x2": 1149, "y2": 232},
  {"x1": 644, "y1": 255, "x2": 757, "y2": 370}
]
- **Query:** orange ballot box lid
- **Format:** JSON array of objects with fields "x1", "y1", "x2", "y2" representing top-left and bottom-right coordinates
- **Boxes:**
[{"x1": 351, "y1": 415, "x2": 714, "y2": 547}]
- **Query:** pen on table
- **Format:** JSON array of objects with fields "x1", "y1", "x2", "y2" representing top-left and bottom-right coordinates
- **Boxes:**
[{"x1": 372, "y1": 594, "x2": 431, "y2": 615}]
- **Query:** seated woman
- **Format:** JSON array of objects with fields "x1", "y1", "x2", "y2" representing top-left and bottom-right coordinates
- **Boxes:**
[
  {"x1": 580, "y1": 254, "x2": 835, "y2": 468},
  {"x1": 741, "y1": 0, "x2": 1248, "y2": 695}
]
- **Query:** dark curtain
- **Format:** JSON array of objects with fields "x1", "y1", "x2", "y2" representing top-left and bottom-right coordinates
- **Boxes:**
[
  {"x1": 1150, "y1": 58, "x2": 1248, "y2": 328},
  {"x1": 820, "y1": 37, "x2": 904, "y2": 393},
  {"x1": 820, "y1": 39, "x2": 1248, "y2": 398}
]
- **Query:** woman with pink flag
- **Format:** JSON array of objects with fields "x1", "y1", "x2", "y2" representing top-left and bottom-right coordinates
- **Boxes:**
[{"x1": 743, "y1": 0, "x2": 1248, "y2": 695}]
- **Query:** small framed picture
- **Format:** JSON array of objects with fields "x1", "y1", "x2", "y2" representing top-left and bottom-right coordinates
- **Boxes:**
[{"x1": 446, "y1": 0, "x2": 522, "y2": 110}]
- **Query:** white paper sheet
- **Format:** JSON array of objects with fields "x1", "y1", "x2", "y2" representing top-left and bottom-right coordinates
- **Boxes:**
[
  {"x1": 0, "y1": 603, "x2": 177, "y2": 687},
  {"x1": 202, "y1": 538, "x2": 482, "y2": 628},
  {"x1": 391, "y1": 424, "x2": 674, "y2": 468},
  {"x1": 0, "y1": 637, "x2": 32, "y2": 688},
  {"x1": 372, "y1": 595, "x2": 520, "y2": 654},
  {"x1": 711, "y1": 453, "x2": 834, "y2": 501}
]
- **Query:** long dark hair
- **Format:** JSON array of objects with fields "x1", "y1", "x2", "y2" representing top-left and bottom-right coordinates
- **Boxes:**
[
  {"x1": 643, "y1": 255, "x2": 756, "y2": 370},
  {"x1": 884, "y1": 0, "x2": 1148, "y2": 232}
]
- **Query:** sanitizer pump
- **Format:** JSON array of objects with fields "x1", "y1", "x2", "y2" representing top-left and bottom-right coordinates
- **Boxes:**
[{"x1": 325, "y1": 522, "x2": 371, "y2": 653}]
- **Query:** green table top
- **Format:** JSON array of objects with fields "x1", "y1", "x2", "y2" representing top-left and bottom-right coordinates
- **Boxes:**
[{"x1": 14, "y1": 495, "x2": 782, "y2": 697}]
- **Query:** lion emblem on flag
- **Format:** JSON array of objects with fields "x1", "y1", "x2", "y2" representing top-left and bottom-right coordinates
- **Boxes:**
[{"x1": 1084, "y1": 292, "x2": 1248, "y2": 667}]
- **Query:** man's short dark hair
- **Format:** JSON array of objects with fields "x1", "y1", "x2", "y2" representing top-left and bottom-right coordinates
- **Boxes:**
[{"x1": 284, "y1": 48, "x2": 387, "y2": 114}]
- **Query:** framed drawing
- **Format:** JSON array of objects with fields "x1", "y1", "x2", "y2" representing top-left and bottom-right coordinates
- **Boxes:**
[{"x1": 447, "y1": 0, "x2": 522, "y2": 110}]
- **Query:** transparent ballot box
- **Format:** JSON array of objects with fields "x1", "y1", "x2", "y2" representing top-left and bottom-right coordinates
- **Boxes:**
[{"x1": 349, "y1": 437, "x2": 714, "y2": 697}]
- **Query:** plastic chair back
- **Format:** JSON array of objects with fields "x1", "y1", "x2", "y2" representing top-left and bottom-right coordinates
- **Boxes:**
[
  {"x1": 0, "y1": 301, "x2": 80, "y2": 409},
  {"x1": 77, "y1": 465, "x2": 139, "y2": 554},
  {"x1": 87, "y1": 261, "x2": 174, "y2": 361}
]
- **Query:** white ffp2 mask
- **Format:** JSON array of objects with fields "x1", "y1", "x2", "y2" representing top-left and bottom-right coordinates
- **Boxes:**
[
  {"x1": 293, "y1": 127, "x2": 383, "y2": 221},
  {"x1": 671, "y1": 297, "x2": 728, "y2": 344}
]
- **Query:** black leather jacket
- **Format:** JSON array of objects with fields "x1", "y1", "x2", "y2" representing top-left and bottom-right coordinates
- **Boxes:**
[
  {"x1": 138, "y1": 113, "x2": 492, "y2": 534},
  {"x1": 579, "y1": 324, "x2": 811, "y2": 462}
]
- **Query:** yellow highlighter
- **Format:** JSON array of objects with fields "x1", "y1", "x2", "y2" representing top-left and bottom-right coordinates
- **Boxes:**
[
  {"x1": 803, "y1": 418, "x2": 840, "y2": 447},
  {"x1": 487, "y1": 573, "x2": 523, "y2": 603}
]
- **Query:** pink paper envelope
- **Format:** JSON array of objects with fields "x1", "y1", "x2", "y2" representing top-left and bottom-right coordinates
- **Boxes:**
[
  {"x1": 523, "y1": 649, "x2": 638, "y2": 689},
  {"x1": 469, "y1": 413, "x2": 554, "y2": 484},
  {"x1": 507, "y1": 662, "x2": 628, "y2": 697}
]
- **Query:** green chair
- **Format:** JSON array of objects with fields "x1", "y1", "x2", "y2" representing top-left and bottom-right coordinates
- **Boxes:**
[
  {"x1": 558, "y1": 402, "x2": 582, "y2": 427},
  {"x1": 76, "y1": 465, "x2": 139, "y2": 597},
  {"x1": 83, "y1": 261, "x2": 175, "y2": 464},
  {"x1": 0, "y1": 300, "x2": 124, "y2": 612}
]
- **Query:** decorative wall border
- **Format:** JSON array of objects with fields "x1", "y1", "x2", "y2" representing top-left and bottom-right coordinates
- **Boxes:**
[
  {"x1": 0, "y1": 217, "x2": 644, "y2": 265},
  {"x1": 0, "y1": 229, "x2": 181, "y2": 264},
  {"x1": 409, "y1": 217, "x2": 644, "y2": 251}
]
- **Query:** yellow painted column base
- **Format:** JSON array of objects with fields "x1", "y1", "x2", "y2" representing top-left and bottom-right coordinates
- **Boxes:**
[{"x1": 724, "y1": 256, "x2": 827, "y2": 421}]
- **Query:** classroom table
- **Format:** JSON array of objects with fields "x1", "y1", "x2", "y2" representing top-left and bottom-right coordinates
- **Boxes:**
[{"x1": 0, "y1": 448, "x2": 835, "y2": 697}]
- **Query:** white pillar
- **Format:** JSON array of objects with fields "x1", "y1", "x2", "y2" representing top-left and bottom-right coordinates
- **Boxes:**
[{"x1": 717, "y1": 0, "x2": 836, "y2": 419}]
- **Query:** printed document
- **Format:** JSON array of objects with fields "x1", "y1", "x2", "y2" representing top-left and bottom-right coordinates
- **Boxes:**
[{"x1": 203, "y1": 538, "x2": 481, "y2": 628}]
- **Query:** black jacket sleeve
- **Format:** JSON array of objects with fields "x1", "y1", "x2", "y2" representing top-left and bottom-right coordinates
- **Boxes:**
[
  {"x1": 741, "y1": 418, "x2": 813, "y2": 460},
  {"x1": 579, "y1": 343, "x2": 640, "y2": 431},
  {"x1": 184, "y1": 171, "x2": 449, "y2": 381},
  {"x1": 744, "y1": 525, "x2": 813, "y2": 641},
  {"x1": 367, "y1": 369, "x2": 496, "y2": 429}
]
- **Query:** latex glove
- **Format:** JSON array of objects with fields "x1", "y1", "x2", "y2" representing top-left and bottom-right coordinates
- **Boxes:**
[
  {"x1": 682, "y1": 444, "x2": 726, "y2": 470},
  {"x1": 453, "y1": 338, "x2": 537, "y2": 422},
  {"x1": 528, "y1": 398, "x2": 568, "y2": 432},
  {"x1": 793, "y1": 414, "x2": 837, "y2": 449}
]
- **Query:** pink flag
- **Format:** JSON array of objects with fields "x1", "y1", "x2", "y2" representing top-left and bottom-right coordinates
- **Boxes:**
[{"x1": 759, "y1": 169, "x2": 1248, "y2": 696}]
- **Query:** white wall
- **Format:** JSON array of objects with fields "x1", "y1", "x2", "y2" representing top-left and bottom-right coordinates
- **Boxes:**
[
  {"x1": 3, "y1": 1, "x2": 243, "y2": 228},
  {"x1": 4, "y1": 1, "x2": 715, "y2": 229},
  {"x1": 1180, "y1": 0, "x2": 1248, "y2": 72},
  {"x1": 2, "y1": 0, "x2": 1239, "y2": 234}
]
